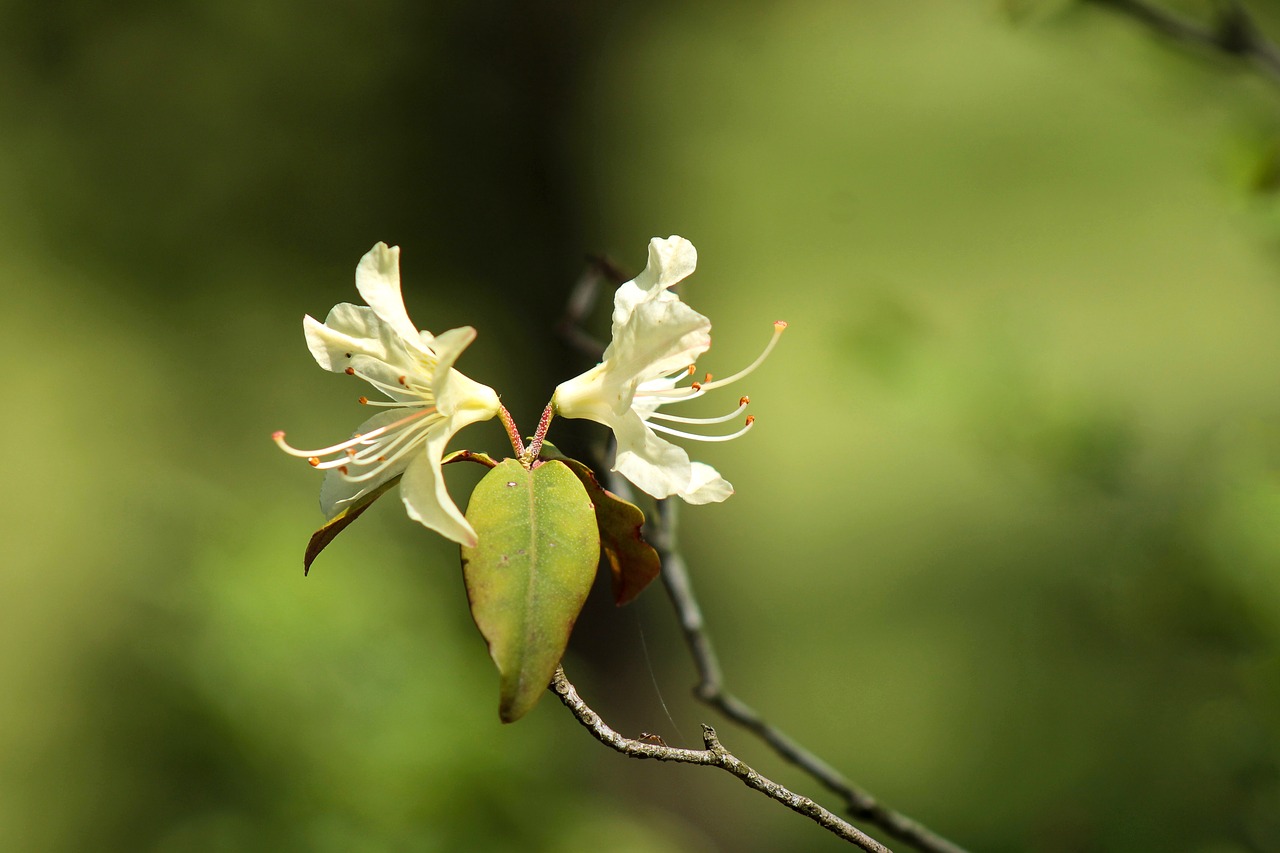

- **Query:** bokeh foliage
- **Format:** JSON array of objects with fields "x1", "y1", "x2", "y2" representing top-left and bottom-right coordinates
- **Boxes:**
[{"x1": 4, "y1": 1, "x2": 1280, "y2": 851}]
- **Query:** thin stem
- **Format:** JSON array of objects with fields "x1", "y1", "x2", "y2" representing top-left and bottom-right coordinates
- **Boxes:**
[
  {"x1": 650, "y1": 501, "x2": 971, "y2": 853},
  {"x1": 498, "y1": 404, "x2": 525, "y2": 460},
  {"x1": 558, "y1": 259, "x2": 970, "y2": 853},
  {"x1": 554, "y1": 254, "x2": 622, "y2": 362},
  {"x1": 526, "y1": 403, "x2": 556, "y2": 463},
  {"x1": 1084, "y1": 0, "x2": 1280, "y2": 88},
  {"x1": 549, "y1": 667, "x2": 893, "y2": 852}
]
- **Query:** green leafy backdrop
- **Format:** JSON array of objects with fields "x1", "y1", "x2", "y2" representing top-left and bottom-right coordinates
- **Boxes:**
[{"x1": 4, "y1": 1, "x2": 1280, "y2": 850}]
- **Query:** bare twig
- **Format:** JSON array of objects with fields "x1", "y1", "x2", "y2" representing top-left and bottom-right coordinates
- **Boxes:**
[
  {"x1": 549, "y1": 666, "x2": 893, "y2": 852},
  {"x1": 556, "y1": 259, "x2": 970, "y2": 853},
  {"x1": 1084, "y1": 0, "x2": 1280, "y2": 87},
  {"x1": 554, "y1": 254, "x2": 617, "y2": 361},
  {"x1": 649, "y1": 502, "x2": 971, "y2": 853}
]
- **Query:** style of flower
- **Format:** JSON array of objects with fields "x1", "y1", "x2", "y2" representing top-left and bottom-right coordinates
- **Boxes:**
[
  {"x1": 552, "y1": 235, "x2": 785, "y2": 504},
  {"x1": 274, "y1": 242, "x2": 501, "y2": 547}
]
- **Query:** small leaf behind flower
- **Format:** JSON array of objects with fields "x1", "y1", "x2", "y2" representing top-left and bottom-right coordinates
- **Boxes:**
[
  {"x1": 461, "y1": 459, "x2": 599, "y2": 723},
  {"x1": 544, "y1": 451, "x2": 661, "y2": 606},
  {"x1": 303, "y1": 475, "x2": 401, "y2": 575}
]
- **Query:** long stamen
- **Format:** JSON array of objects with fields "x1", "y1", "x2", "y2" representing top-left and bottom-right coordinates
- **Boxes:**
[
  {"x1": 359, "y1": 396, "x2": 415, "y2": 407},
  {"x1": 309, "y1": 456, "x2": 350, "y2": 471},
  {"x1": 295, "y1": 412, "x2": 437, "y2": 471},
  {"x1": 348, "y1": 410, "x2": 440, "y2": 464},
  {"x1": 273, "y1": 430, "x2": 372, "y2": 459},
  {"x1": 635, "y1": 383, "x2": 707, "y2": 404},
  {"x1": 697, "y1": 321, "x2": 786, "y2": 392},
  {"x1": 633, "y1": 322, "x2": 786, "y2": 405},
  {"x1": 339, "y1": 420, "x2": 435, "y2": 483},
  {"x1": 648, "y1": 415, "x2": 755, "y2": 442},
  {"x1": 272, "y1": 407, "x2": 437, "y2": 458},
  {"x1": 647, "y1": 396, "x2": 749, "y2": 425}
]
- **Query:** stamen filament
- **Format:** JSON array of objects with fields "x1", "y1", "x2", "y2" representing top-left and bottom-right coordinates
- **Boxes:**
[
  {"x1": 272, "y1": 407, "x2": 437, "y2": 458},
  {"x1": 339, "y1": 425, "x2": 431, "y2": 483},
  {"x1": 274, "y1": 430, "x2": 370, "y2": 459},
  {"x1": 635, "y1": 385, "x2": 707, "y2": 404},
  {"x1": 632, "y1": 323, "x2": 785, "y2": 406},
  {"x1": 348, "y1": 412, "x2": 438, "y2": 464},
  {"x1": 647, "y1": 398, "x2": 748, "y2": 425},
  {"x1": 698, "y1": 322, "x2": 786, "y2": 392},
  {"x1": 647, "y1": 417, "x2": 755, "y2": 442}
]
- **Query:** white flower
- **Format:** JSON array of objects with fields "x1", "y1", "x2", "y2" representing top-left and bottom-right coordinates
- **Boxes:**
[
  {"x1": 275, "y1": 242, "x2": 501, "y2": 547},
  {"x1": 552, "y1": 236, "x2": 785, "y2": 504}
]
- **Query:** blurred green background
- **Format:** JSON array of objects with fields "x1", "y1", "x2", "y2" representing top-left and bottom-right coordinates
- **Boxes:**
[{"x1": 5, "y1": 1, "x2": 1280, "y2": 850}]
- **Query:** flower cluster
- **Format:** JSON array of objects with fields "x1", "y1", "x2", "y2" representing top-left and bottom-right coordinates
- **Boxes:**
[
  {"x1": 552, "y1": 236, "x2": 785, "y2": 503},
  {"x1": 274, "y1": 243, "x2": 500, "y2": 547},
  {"x1": 275, "y1": 236, "x2": 785, "y2": 544}
]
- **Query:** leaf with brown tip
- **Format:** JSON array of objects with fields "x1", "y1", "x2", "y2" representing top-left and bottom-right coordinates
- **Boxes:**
[{"x1": 303, "y1": 475, "x2": 400, "y2": 575}]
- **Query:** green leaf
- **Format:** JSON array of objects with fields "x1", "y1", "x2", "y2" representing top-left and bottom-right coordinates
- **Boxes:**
[
  {"x1": 442, "y1": 449, "x2": 498, "y2": 468},
  {"x1": 554, "y1": 456, "x2": 661, "y2": 606},
  {"x1": 303, "y1": 475, "x2": 401, "y2": 576},
  {"x1": 461, "y1": 459, "x2": 599, "y2": 723}
]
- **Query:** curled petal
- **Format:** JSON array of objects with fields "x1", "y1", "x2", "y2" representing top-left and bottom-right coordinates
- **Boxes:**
[
  {"x1": 605, "y1": 297, "x2": 710, "y2": 394},
  {"x1": 611, "y1": 409, "x2": 694, "y2": 501},
  {"x1": 613, "y1": 236, "x2": 698, "y2": 322},
  {"x1": 305, "y1": 305, "x2": 394, "y2": 372},
  {"x1": 682, "y1": 462, "x2": 733, "y2": 505},
  {"x1": 355, "y1": 243, "x2": 425, "y2": 347},
  {"x1": 400, "y1": 433, "x2": 478, "y2": 547},
  {"x1": 426, "y1": 325, "x2": 478, "y2": 387}
]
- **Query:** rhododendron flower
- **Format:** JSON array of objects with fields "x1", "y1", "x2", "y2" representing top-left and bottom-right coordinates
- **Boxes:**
[
  {"x1": 275, "y1": 243, "x2": 500, "y2": 547},
  {"x1": 552, "y1": 236, "x2": 785, "y2": 504}
]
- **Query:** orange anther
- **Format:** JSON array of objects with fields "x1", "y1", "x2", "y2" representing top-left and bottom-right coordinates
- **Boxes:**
[
  {"x1": 338, "y1": 465, "x2": 349, "y2": 475},
  {"x1": 690, "y1": 382, "x2": 702, "y2": 392},
  {"x1": 686, "y1": 364, "x2": 696, "y2": 376},
  {"x1": 398, "y1": 375, "x2": 407, "y2": 385},
  {"x1": 358, "y1": 396, "x2": 369, "y2": 405},
  {"x1": 703, "y1": 372, "x2": 713, "y2": 384},
  {"x1": 745, "y1": 415, "x2": 755, "y2": 426},
  {"x1": 307, "y1": 457, "x2": 320, "y2": 467},
  {"x1": 739, "y1": 395, "x2": 750, "y2": 406},
  {"x1": 344, "y1": 367, "x2": 355, "y2": 375}
]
